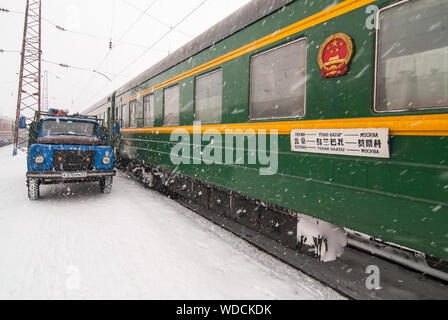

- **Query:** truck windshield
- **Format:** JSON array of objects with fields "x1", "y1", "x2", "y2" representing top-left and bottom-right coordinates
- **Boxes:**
[{"x1": 42, "y1": 120, "x2": 98, "y2": 137}]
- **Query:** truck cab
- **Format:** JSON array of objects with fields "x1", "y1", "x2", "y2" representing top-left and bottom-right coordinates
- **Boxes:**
[{"x1": 25, "y1": 109, "x2": 116, "y2": 200}]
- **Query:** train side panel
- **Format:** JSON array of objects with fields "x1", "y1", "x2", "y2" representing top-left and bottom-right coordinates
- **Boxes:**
[{"x1": 90, "y1": 0, "x2": 448, "y2": 260}]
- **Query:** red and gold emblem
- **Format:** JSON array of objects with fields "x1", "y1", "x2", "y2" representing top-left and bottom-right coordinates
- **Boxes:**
[{"x1": 318, "y1": 33, "x2": 353, "y2": 78}]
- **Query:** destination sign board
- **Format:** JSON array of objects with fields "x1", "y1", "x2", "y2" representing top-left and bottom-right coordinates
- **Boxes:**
[{"x1": 291, "y1": 128, "x2": 390, "y2": 159}]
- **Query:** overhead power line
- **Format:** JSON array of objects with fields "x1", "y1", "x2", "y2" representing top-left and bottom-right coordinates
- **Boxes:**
[
  {"x1": 0, "y1": 49, "x2": 21, "y2": 53},
  {"x1": 2, "y1": 7, "x2": 166, "y2": 52},
  {"x1": 115, "y1": 0, "x2": 209, "y2": 80},
  {"x1": 87, "y1": 0, "x2": 210, "y2": 105},
  {"x1": 91, "y1": 0, "x2": 159, "y2": 74},
  {"x1": 42, "y1": 16, "x2": 166, "y2": 52},
  {"x1": 119, "y1": 0, "x2": 193, "y2": 39},
  {"x1": 0, "y1": 8, "x2": 24, "y2": 14},
  {"x1": 41, "y1": 59, "x2": 131, "y2": 81},
  {"x1": 79, "y1": 0, "x2": 160, "y2": 101},
  {"x1": 0, "y1": 49, "x2": 129, "y2": 80}
]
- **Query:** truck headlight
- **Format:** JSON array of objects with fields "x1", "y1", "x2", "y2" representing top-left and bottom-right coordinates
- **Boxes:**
[
  {"x1": 35, "y1": 155, "x2": 45, "y2": 165},
  {"x1": 102, "y1": 156, "x2": 111, "y2": 165}
]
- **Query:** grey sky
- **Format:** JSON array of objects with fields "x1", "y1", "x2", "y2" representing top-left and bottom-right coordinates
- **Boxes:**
[{"x1": 0, "y1": 0, "x2": 252, "y2": 118}]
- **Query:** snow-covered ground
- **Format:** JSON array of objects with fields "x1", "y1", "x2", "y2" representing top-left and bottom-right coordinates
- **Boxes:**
[{"x1": 0, "y1": 145, "x2": 343, "y2": 300}]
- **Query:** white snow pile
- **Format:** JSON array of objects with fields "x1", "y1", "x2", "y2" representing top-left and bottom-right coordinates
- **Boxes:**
[
  {"x1": 0, "y1": 145, "x2": 343, "y2": 300},
  {"x1": 297, "y1": 215, "x2": 348, "y2": 262}
]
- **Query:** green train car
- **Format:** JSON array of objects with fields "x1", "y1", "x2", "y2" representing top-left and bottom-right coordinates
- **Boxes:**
[{"x1": 86, "y1": 0, "x2": 448, "y2": 279}]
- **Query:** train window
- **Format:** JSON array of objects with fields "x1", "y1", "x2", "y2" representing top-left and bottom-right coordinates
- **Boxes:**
[
  {"x1": 119, "y1": 106, "x2": 123, "y2": 127},
  {"x1": 375, "y1": 0, "x2": 448, "y2": 112},
  {"x1": 143, "y1": 94, "x2": 155, "y2": 127},
  {"x1": 105, "y1": 111, "x2": 109, "y2": 128},
  {"x1": 121, "y1": 104, "x2": 129, "y2": 128},
  {"x1": 195, "y1": 69, "x2": 222, "y2": 124},
  {"x1": 129, "y1": 100, "x2": 137, "y2": 128},
  {"x1": 164, "y1": 85, "x2": 180, "y2": 126},
  {"x1": 250, "y1": 38, "x2": 307, "y2": 120}
]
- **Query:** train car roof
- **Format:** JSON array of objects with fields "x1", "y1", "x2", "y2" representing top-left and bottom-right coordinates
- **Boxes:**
[
  {"x1": 83, "y1": 95, "x2": 113, "y2": 116},
  {"x1": 92, "y1": 0, "x2": 292, "y2": 104}
]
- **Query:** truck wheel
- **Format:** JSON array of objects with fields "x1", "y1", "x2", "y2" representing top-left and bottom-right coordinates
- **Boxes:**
[
  {"x1": 27, "y1": 178, "x2": 40, "y2": 201},
  {"x1": 99, "y1": 176, "x2": 113, "y2": 193}
]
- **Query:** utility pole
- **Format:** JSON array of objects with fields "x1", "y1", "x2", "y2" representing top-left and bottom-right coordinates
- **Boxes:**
[{"x1": 13, "y1": 0, "x2": 42, "y2": 156}]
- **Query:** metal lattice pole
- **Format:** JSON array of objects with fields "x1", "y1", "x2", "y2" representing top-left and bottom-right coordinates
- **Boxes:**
[{"x1": 13, "y1": 0, "x2": 42, "y2": 156}]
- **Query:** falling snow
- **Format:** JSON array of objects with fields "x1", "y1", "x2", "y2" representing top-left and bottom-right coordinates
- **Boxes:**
[{"x1": 0, "y1": 146, "x2": 343, "y2": 300}]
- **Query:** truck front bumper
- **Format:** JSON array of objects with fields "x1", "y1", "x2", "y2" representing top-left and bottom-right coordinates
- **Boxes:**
[{"x1": 26, "y1": 170, "x2": 116, "y2": 181}]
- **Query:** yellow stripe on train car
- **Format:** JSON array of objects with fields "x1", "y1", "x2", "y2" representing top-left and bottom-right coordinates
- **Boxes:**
[{"x1": 120, "y1": 114, "x2": 448, "y2": 137}]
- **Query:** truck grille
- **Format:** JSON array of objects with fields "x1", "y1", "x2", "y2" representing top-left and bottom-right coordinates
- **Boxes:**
[{"x1": 53, "y1": 150, "x2": 95, "y2": 172}]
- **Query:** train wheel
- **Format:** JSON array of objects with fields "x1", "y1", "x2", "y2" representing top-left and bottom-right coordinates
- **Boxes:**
[
  {"x1": 27, "y1": 178, "x2": 40, "y2": 201},
  {"x1": 99, "y1": 176, "x2": 113, "y2": 194}
]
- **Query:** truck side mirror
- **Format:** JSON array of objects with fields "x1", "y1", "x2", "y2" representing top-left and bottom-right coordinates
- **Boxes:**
[
  {"x1": 113, "y1": 122, "x2": 121, "y2": 134},
  {"x1": 19, "y1": 116, "x2": 27, "y2": 129}
]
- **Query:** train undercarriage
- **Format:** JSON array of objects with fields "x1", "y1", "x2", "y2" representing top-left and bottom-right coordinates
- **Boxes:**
[{"x1": 117, "y1": 155, "x2": 448, "y2": 300}]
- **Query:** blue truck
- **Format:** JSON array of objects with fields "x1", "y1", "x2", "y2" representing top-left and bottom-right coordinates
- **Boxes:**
[{"x1": 22, "y1": 109, "x2": 117, "y2": 200}]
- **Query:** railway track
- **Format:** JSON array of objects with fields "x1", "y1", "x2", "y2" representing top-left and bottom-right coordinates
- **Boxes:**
[{"x1": 178, "y1": 199, "x2": 448, "y2": 300}]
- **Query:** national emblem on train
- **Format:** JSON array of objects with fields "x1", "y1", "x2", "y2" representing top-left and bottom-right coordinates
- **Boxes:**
[{"x1": 318, "y1": 33, "x2": 353, "y2": 78}]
